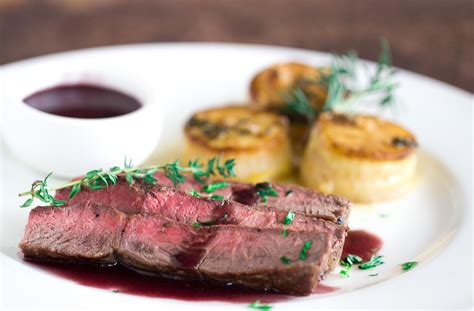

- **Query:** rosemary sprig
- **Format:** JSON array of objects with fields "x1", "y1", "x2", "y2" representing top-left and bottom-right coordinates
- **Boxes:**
[
  {"x1": 19, "y1": 156, "x2": 236, "y2": 208},
  {"x1": 285, "y1": 39, "x2": 397, "y2": 120}
]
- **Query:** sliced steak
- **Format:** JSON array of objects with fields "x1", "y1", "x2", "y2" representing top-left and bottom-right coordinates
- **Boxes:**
[
  {"x1": 20, "y1": 202, "x2": 335, "y2": 295},
  {"x1": 151, "y1": 172, "x2": 351, "y2": 224},
  {"x1": 56, "y1": 180, "x2": 346, "y2": 271},
  {"x1": 56, "y1": 173, "x2": 350, "y2": 225},
  {"x1": 118, "y1": 215, "x2": 332, "y2": 295},
  {"x1": 19, "y1": 201, "x2": 126, "y2": 264}
]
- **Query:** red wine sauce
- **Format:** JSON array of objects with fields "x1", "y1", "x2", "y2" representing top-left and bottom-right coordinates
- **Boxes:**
[
  {"x1": 22, "y1": 230, "x2": 381, "y2": 301},
  {"x1": 313, "y1": 284, "x2": 337, "y2": 294},
  {"x1": 23, "y1": 84, "x2": 141, "y2": 118},
  {"x1": 26, "y1": 260, "x2": 289, "y2": 303},
  {"x1": 342, "y1": 230, "x2": 383, "y2": 262}
]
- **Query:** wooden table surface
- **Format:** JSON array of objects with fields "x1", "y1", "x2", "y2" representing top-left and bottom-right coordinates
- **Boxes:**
[{"x1": 1, "y1": 0, "x2": 472, "y2": 91}]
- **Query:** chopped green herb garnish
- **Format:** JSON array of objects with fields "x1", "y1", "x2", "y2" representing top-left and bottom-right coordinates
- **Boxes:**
[
  {"x1": 359, "y1": 255, "x2": 384, "y2": 270},
  {"x1": 248, "y1": 300, "x2": 272, "y2": 310},
  {"x1": 112, "y1": 289, "x2": 120, "y2": 293},
  {"x1": 192, "y1": 223, "x2": 202, "y2": 227},
  {"x1": 369, "y1": 273, "x2": 379, "y2": 277},
  {"x1": 202, "y1": 181, "x2": 229, "y2": 193},
  {"x1": 342, "y1": 254, "x2": 363, "y2": 266},
  {"x1": 255, "y1": 182, "x2": 278, "y2": 203},
  {"x1": 18, "y1": 156, "x2": 236, "y2": 207},
  {"x1": 280, "y1": 256, "x2": 292, "y2": 265},
  {"x1": 339, "y1": 269, "x2": 350, "y2": 278},
  {"x1": 401, "y1": 261, "x2": 418, "y2": 271},
  {"x1": 299, "y1": 241, "x2": 312, "y2": 260},
  {"x1": 339, "y1": 254, "x2": 363, "y2": 278},
  {"x1": 282, "y1": 210, "x2": 295, "y2": 225},
  {"x1": 209, "y1": 194, "x2": 225, "y2": 200},
  {"x1": 189, "y1": 189, "x2": 202, "y2": 198},
  {"x1": 282, "y1": 228, "x2": 287, "y2": 237}
]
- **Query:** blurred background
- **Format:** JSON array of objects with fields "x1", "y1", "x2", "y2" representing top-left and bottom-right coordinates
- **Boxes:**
[{"x1": 0, "y1": 0, "x2": 472, "y2": 91}]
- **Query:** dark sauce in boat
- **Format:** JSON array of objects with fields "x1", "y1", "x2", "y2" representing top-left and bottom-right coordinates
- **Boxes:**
[
  {"x1": 25, "y1": 260, "x2": 289, "y2": 303},
  {"x1": 23, "y1": 84, "x2": 141, "y2": 119},
  {"x1": 342, "y1": 230, "x2": 383, "y2": 262}
]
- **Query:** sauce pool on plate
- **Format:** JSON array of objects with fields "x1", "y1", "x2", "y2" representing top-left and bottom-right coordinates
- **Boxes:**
[
  {"x1": 23, "y1": 84, "x2": 141, "y2": 119},
  {"x1": 25, "y1": 260, "x2": 289, "y2": 303},
  {"x1": 342, "y1": 230, "x2": 383, "y2": 262}
]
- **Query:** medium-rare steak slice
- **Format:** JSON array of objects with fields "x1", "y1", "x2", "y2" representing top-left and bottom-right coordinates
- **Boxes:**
[
  {"x1": 20, "y1": 202, "x2": 336, "y2": 295},
  {"x1": 55, "y1": 174, "x2": 351, "y2": 225},
  {"x1": 55, "y1": 181, "x2": 346, "y2": 271},
  {"x1": 118, "y1": 215, "x2": 332, "y2": 295},
  {"x1": 19, "y1": 201, "x2": 126, "y2": 264},
  {"x1": 151, "y1": 172, "x2": 351, "y2": 224}
]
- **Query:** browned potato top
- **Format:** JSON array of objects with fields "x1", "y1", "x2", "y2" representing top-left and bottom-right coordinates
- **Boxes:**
[
  {"x1": 250, "y1": 62, "x2": 328, "y2": 112},
  {"x1": 185, "y1": 105, "x2": 289, "y2": 151},
  {"x1": 315, "y1": 113, "x2": 418, "y2": 161}
]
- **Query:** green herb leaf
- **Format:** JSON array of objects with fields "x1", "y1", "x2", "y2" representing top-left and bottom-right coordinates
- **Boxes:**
[
  {"x1": 285, "y1": 88, "x2": 316, "y2": 123},
  {"x1": 20, "y1": 197, "x2": 33, "y2": 208},
  {"x1": 282, "y1": 228, "x2": 287, "y2": 237},
  {"x1": 359, "y1": 255, "x2": 384, "y2": 270},
  {"x1": 280, "y1": 256, "x2": 292, "y2": 265},
  {"x1": 209, "y1": 195, "x2": 225, "y2": 200},
  {"x1": 248, "y1": 300, "x2": 272, "y2": 310},
  {"x1": 255, "y1": 182, "x2": 278, "y2": 203},
  {"x1": 202, "y1": 181, "x2": 229, "y2": 193},
  {"x1": 341, "y1": 254, "x2": 363, "y2": 267},
  {"x1": 69, "y1": 184, "x2": 81, "y2": 199},
  {"x1": 189, "y1": 190, "x2": 203, "y2": 198},
  {"x1": 282, "y1": 210, "x2": 295, "y2": 225},
  {"x1": 112, "y1": 289, "x2": 120, "y2": 293},
  {"x1": 369, "y1": 273, "x2": 379, "y2": 277},
  {"x1": 401, "y1": 261, "x2": 418, "y2": 271},
  {"x1": 339, "y1": 254, "x2": 363, "y2": 278},
  {"x1": 339, "y1": 269, "x2": 350, "y2": 278},
  {"x1": 299, "y1": 240, "x2": 312, "y2": 260}
]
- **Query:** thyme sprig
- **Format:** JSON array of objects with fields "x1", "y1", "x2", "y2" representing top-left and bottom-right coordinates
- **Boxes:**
[
  {"x1": 286, "y1": 39, "x2": 397, "y2": 121},
  {"x1": 19, "y1": 156, "x2": 236, "y2": 208}
]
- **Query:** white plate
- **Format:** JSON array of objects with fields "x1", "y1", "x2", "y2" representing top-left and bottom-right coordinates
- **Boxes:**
[{"x1": 0, "y1": 43, "x2": 472, "y2": 310}]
